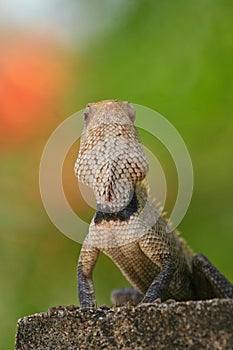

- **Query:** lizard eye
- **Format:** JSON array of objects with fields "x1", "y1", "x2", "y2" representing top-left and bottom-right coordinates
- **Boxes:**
[{"x1": 83, "y1": 106, "x2": 91, "y2": 123}]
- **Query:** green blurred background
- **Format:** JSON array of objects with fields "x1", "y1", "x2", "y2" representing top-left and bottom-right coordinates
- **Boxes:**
[{"x1": 1, "y1": 1, "x2": 233, "y2": 348}]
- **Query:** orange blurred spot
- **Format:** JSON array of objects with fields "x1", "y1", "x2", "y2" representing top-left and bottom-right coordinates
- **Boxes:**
[{"x1": 0, "y1": 36, "x2": 69, "y2": 146}]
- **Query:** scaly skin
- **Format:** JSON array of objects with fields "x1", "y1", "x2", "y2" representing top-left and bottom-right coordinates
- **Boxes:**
[{"x1": 74, "y1": 100, "x2": 233, "y2": 307}]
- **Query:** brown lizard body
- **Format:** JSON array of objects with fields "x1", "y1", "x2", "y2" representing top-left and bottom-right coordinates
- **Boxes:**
[{"x1": 74, "y1": 100, "x2": 233, "y2": 307}]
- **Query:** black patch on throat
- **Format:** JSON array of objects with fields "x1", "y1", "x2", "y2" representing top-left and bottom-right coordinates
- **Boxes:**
[{"x1": 94, "y1": 191, "x2": 138, "y2": 224}]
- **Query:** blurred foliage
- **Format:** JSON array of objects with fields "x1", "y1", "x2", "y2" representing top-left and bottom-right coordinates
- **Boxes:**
[{"x1": 0, "y1": 1, "x2": 233, "y2": 348}]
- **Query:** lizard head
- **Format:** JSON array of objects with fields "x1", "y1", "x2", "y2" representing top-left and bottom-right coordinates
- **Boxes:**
[{"x1": 74, "y1": 100, "x2": 149, "y2": 214}]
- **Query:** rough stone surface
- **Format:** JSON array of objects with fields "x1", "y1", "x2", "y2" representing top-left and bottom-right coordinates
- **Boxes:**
[{"x1": 15, "y1": 299, "x2": 233, "y2": 350}]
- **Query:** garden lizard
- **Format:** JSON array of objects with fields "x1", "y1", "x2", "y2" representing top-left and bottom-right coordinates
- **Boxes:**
[{"x1": 74, "y1": 100, "x2": 233, "y2": 307}]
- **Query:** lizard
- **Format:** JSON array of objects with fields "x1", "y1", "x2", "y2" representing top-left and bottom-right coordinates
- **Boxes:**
[{"x1": 74, "y1": 100, "x2": 233, "y2": 307}]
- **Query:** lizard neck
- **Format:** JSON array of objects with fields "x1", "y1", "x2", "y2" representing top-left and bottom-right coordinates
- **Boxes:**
[
  {"x1": 94, "y1": 182, "x2": 148, "y2": 225},
  {"x1": 85, "y1": 181, "x2": 161, "y2": 249},
  {"x1": 94, "y1": 190, "x2": 138, "y2": 224}
]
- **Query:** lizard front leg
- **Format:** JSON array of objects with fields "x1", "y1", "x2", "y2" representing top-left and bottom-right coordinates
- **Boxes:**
[
  {"x1": 141, "y1": 258, "x2": 173, "y2": 303},
  {"x1": 139, "y1": 236, "x2": 174, "y2": 303},
  {"x1": 78, "y1": 247, "x2": 99, "y2": 307}
]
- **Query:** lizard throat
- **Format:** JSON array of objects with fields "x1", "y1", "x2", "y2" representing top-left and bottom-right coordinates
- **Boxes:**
[{"x1": 94, "y1": 191, "x2": 139, "y2": 224}]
